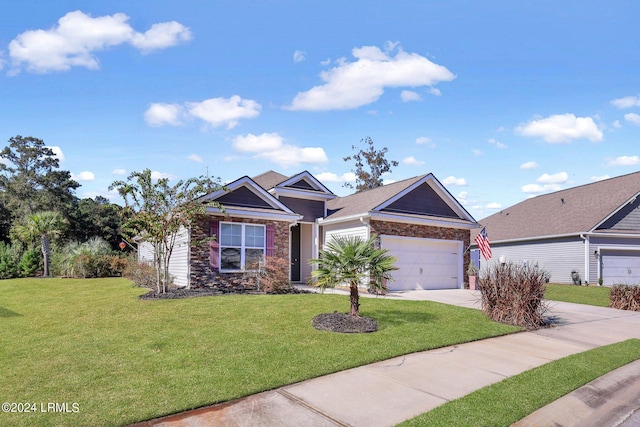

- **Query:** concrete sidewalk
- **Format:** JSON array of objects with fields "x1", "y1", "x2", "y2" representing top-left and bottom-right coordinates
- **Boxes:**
[{"x1": 133, "y1": 290, "x2": 640, "y2": 427}]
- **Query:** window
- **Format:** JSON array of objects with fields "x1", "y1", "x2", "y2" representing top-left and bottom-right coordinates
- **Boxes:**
[{"x1": 219, "y1": 223, "x2": 265, "y2": 271}]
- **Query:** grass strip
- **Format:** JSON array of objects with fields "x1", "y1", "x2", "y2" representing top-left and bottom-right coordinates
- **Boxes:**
[
  {"x1": 0, "y1": 278, "x2": 519, "y2": 427},
  {"x1": 399, "y1": 338, "x2": 640, "y2": 427},
  {"x1": 545, "y1": 283, "x2": 611, "y2": 307}
]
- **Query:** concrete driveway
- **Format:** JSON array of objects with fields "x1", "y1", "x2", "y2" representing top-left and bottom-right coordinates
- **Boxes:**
[{"x1": 132, "y1": 289, "x2": 640, "y2": 427}]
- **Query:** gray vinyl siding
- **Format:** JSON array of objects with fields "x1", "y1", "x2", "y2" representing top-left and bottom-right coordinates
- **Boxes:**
[
  {"x1": 486, "y1": 237, "x2": 584, "y2": 284},
  {"x1": 167, "y1": 226, "x2": 190, "y2": 288},
  {"x1": 597, "y1": 197, "x2": 640, "y2": 231}
]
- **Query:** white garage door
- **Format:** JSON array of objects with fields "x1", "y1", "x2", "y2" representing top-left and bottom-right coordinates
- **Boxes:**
[
  {"x1": 381, "y1": 236, "x2": 461, "y2": 291},
  {"x1": 602, "y1": 250, "x2": 640, "y2": 286}
]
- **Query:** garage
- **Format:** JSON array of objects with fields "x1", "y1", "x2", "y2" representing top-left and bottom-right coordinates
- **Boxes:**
[
  {"x1": 601, "y1": 250, "x2": 640, "y2": 286},
  {"x1": 381, "y1": 235, "x2": 462, "y2": 291}
]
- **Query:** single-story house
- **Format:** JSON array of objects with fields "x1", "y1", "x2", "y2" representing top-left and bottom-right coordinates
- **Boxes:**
[
  {"x1": 471, "y1": 171, "x2": 640, "y2": 286},
  {"x1": 141, "y1": 170, "x2": 479, "y2": 291}
]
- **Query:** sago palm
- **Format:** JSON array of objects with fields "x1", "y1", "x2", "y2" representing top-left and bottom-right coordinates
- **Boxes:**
[
  {"x1": 310, "y1": 235, "x2": 397, "y2": 317},
  {"x1": 13, "y1": 211, "x2": 66, "y2": 277}
]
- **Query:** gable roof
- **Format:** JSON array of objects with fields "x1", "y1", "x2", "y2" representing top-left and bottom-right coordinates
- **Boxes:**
[
  {"x1": 200, "y1": 176, "x2": 302, "y2": 221},
  {"x1": 323, "y1": 174, "x2": 476, "y2": 226},
  {"x1": 475, "y1": 171, "x2": 640, "y2": 242}
]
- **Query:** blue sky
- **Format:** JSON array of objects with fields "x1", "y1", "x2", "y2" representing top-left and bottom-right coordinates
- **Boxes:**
[{"x1": 1, "y1": 1, "x2": 639, "y2": 220}]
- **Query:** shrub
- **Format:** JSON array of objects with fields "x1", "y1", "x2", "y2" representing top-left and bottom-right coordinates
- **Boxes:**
[
  {"x1": 19, "y1": 248, "x2": 41, "y2": 277},
  {"x1": 609, "y1": 284, "x2": 640, "y2": 311},
  {"x1": 55, "y1": 237, "x2": 123, "y2": 278},
  {"x1": 121, "y1": 256, "x2": 158, "y2": 289},
  {"x1": 477, "y1": 262, "x2": 550, "y2": 329},
  {"x1": 0, "y1": 242, "x2": 22, "y2": 279},
  {"x1": 258, "y1": 256, "x2": 292, "y2": 293}
]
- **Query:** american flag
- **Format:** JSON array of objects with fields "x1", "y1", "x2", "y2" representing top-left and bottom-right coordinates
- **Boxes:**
[{"x1": 475, "y1": 227, "x2": 492, "y2": 260}]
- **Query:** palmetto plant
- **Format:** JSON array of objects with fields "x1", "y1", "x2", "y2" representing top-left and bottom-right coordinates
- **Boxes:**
[
  {"x1": 12, "y1": 211, "x2": 66, "y2": 277},
  {"x1": 310, "y1": 235, "x2": 397, "y2": 317}
]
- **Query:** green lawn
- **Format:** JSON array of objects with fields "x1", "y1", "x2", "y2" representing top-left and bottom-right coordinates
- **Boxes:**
[
  {"x1": 0, "y1": 278, "x2": 520, "y2": 427},
  {"x1": 545, "y1": 283, "x2": 611, "y2": 307},
  {"x1": 399, "y1": 339, "x2": 640, "y2": 427}
]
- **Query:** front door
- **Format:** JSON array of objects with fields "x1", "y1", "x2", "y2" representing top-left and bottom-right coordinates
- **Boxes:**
[{"x1": 291, "y1": 224, "x2": 301, "y2": 282}]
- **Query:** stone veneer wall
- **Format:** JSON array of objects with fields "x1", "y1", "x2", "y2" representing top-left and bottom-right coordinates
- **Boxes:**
[
  {"x1": 369, "y1": 219, "x2": 472, "y2": 287},
  {"x1": 189, "y1": 215, "x2": 290, "y2": 288}
]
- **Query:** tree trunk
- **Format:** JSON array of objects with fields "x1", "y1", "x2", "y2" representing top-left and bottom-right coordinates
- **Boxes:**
[
  {"x1": 349, "y1": 281, "x2": 360, "y2": 317},
  {"x1": 41, "y1": 235, "x2": 50, "y2": 277}
]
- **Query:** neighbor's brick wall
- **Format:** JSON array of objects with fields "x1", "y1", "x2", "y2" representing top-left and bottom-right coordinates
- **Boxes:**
[
  {"x1": 189, "y1": 215, "x2": 290, "y2": 288},
  {"x1": 369, "y1": 220, "x2": 472, "y2": 287}
]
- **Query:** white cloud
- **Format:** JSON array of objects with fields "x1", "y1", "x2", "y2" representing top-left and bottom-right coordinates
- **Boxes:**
[
  {"x1": 457, "y1": 191, "x2": 467, "y2": 203},
  {"x1": 608, "y1": 155, "x2": 640, "y2": 166},
  {"x1": 233, "y1": 133, "x2": 284, "y2": 153},
  {"x1": 187, "y1": 96, "x2": 261, "y2": 129},
  {"x1": 188, "y1": 154, "x2": 203, "y2": 163},
  {"x1": 428, "y1": 87, "x2": 441, "y2": 96},
  {"x1": 522, "y1": 183, "x2": 563, "y2": 194},
  {"x1": 591, "y1": 175, "x2": 610, "y2": 182},
  {"x1": 287, "y1": 42, "x2": 455, "y2": 111},
  {"x1": 613, "y1": 120, "x2": 622, "y2": 128},
  {"x1": 516, "y1": 114, "x2": 603, "y2": 143},
  {"x1": 112, "y1": 168, "x2": 126, "y2": 175},
  {"x1": 611, "y1": 95, "x2": 640, "y2": 109},
  {"x1": 130, "y1": 21, "x2": 191, "y2": 53},
  {"x1": 624, "y1": 113, "x2": 640, "y2": 126},
  {"x1": 293, "y1": 50, "x2": 306, "y2": 63},
  {"x1": 472, "y1": 149, "x2": 483, "y2": 156},
  {"x1": 72, "y1": 171, "x2": 95, "y2": 181},
  {"x1": 488, "y1": 138, "x2": 507, "y2": 149},
  {"x1": 402, "y1": 156, "x2": 425, "y2": 166},
  {"x1": 537, "y1": 172, "x2": 568, "y2": 184},
  {"x1": 400, "y1": 90, "x2": 422, "y2": 102},
  {"x1": 520, "y1": 161, "x2": 539, "y2": 170},
  {"x1": 442, "y1": 176, "x2": 467, "y2": 186},
  {"x1": 232, "y1": 133, "x2": 328, "y2": 167},
  {"x1": 150, "y1": 171, "x2": 175, "y2": 181},
  {"x1": 8, "y1": 10, "x2": 191, "y2": 74},
  {"x1": 521, "y1": 171, "x2": 568, "y2": 194},
  {"x1": 415, "y1": 136, "x2": 432, "y2": 145},
  {"x1": 315, "y1": 172, "x2": 356, "y2": 183},
  {"x1": 46, "y1": 145, "x2": 65, "y2": 162},
  {"x1": 486, "y1": 202, "x2": 502, "y2": 209},
  {"x1": 144, "y1": 103, "x2": 184, "y2": 126}
]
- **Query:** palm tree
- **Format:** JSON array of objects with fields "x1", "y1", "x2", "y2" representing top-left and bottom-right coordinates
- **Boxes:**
[
  {"x1": 310, "y1": 235, "x2": 397, "y2": 317},
  {"x1": 13, "y1": 211, "x2": 66, "y2": 277}
]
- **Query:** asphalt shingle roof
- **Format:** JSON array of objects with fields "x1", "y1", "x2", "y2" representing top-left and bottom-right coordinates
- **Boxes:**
[
  {"x1": 476, "y1": 171, "x2": 640, "y2": 242},
  {"x1": 251, "y1": 170, "x2": 289, "y2": 190}
]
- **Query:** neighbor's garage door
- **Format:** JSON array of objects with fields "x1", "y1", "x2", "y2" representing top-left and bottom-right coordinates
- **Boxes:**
[
  {"x1": 601, "y1": 250, "x2": 640, "y2": 286},
  {"x1": 381, "y1": 236, "x2": 461, "y2": 291}
]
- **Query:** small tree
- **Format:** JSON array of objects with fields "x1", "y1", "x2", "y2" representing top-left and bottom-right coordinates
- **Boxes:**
[
  {"x1": 343, "y1": 136, "x2": 399, "y2": 192},
  {"x1": 110, "y1": 169, "x2": 222, "y2": 293},
  {"x1": 310, "y1": 235, "x2": 397, "y2": 317},
  {"x1": 12, "y1": 211, "x2": 67, "y2": 277}
]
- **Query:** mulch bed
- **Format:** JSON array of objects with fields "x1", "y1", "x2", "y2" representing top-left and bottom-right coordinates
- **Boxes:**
[{"x1": 311, "y1": 312, "x2": 378, "y2": 333}]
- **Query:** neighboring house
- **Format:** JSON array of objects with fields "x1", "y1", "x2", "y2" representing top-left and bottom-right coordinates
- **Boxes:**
[
  {"x1": 144, "y1": 170, "x2": 478, "y2": 290},
  {"x1": 471, "y1": 171, "x2": 640, "y2": 286}
]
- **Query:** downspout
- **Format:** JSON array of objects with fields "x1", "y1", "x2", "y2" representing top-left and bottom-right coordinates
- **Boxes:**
[
  {"x1": 579, "y1": 233, "x2": 590, "y2": 285},
  {"x1": 360, "y1": 216, "x2": 370, "y2": 238}
]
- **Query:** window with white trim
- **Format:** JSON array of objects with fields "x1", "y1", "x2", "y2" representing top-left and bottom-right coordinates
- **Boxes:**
[{"x1": 219, "y1": 223, "x2": 265, "y2": 271}]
